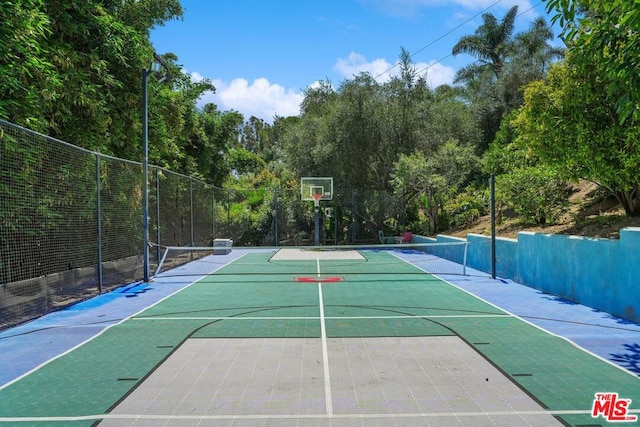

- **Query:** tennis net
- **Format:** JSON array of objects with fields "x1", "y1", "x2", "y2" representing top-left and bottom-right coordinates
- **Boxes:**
[{"x1": 153, "y1": 241, "x2": 469, "y2": 278}]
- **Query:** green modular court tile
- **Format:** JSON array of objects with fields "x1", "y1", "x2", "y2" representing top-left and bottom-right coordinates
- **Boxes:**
[
  {"x1": 325, "y1": 317, "x2": 455, "y2": 337},
  {"x1": 0, "y1": 319, "x2": 207, "y2": 419},
  {"x1": 140, "y1": 277, "x2": 320, "y2": 318},
  {"x1": 218, "y1": 251, "x2": 426, "y2": 276},
  {"x1": 321, "y1": 278, "x2": 505, "y2": 317},
  {"x1": 3, "y1": 249, "x2": 639, "y2": 427},
  {"x1": 192, "y1": 318, "x2": 321, "y2": 338},
  {"x1": 561, "y1": 413, "x2": 640, "y2": 426},
  {"x1": 138, "y1": 304, "x2": 319, "y2": 320},
  {"x1": 439, "y1": 316, "x2": 640, "y2": 414}
]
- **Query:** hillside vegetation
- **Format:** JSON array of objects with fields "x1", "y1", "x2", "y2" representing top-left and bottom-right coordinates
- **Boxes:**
[{"x1": 450, "y1": 181, "x2": 640, "y2": 240}]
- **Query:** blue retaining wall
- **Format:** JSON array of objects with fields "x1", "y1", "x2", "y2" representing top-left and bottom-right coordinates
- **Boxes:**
[
  {"x1": 412, "y1": 234, "x2": 468, "y2": 265},
  {"x1": 416, "y1": 228, "x2": 640, "y2": 323}
]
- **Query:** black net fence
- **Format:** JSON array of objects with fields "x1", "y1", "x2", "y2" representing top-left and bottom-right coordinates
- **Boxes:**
[{"x1": 0, "y1": 120, "x2": 407, "y2": 330}]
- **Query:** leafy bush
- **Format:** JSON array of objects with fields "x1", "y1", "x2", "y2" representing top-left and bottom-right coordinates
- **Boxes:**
[
  {"x1": 497, "y1": 165, "x2": 569, "y2": 225},
  {"x1": 444, "y1": 187, "x2": 489, "y2": 228}
]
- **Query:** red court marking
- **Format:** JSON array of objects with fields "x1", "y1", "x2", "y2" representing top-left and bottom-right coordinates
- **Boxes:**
[{"x1": 295, "y1": 276, "x2": 344, "y2": 283}]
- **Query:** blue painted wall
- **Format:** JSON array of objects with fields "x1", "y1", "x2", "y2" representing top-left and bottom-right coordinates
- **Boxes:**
[
  {"x1": 418, "y1": 228, "x2": 640, "y2": 323},
  {"x1": 412, "y1": 234, "x2": 468, "y2": 265}
]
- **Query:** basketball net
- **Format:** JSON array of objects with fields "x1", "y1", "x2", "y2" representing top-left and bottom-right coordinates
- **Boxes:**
[{"x1": 312, "y1": 193, "x2": 322, "y2": 209}]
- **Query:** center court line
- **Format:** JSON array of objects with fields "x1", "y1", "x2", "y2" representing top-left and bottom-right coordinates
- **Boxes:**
[
  {"x1": 316, "y1": 253, "x2": 321, "y2": 278},
  {"x1": 318, "y1": 282, "x2": 333, "y2": 416}
]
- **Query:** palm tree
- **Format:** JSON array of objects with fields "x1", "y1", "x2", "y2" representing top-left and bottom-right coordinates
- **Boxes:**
[
  {"x1": 452, "y1": 6, "x2": 519, "y2": 84},
  {"x1": 451, "y1": 7, "x2": 563, "y2": 149},
  {"x1": 511, "y1": 17, "x2": 565, "y2": 76}
]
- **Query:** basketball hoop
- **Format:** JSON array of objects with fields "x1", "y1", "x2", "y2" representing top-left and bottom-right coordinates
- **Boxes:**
[{"x1": 312, "y1": 192, "x2": 322, "y2": 209}]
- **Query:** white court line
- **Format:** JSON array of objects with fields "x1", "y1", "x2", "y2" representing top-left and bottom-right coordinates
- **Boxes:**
[
  {"x1": 390, "y1": 250, "x2": 640, "y2": 379},
  {"x1": 0, "y1": 253, "x2": 249, "y2": 390},
  {"x1": 318, "y1": 282, "x2": 333, "y2": 416},
  {"x1": 131, "y1": 314, "x2": 512, "y2": 321},
  {"x1": 0, "y1": 408, "x2": 618, "y2": 422}
]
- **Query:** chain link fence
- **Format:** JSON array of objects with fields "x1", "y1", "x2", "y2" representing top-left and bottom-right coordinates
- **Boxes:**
[{"x1": 0, "y1": 120, "x2": 406, "y2": 330}]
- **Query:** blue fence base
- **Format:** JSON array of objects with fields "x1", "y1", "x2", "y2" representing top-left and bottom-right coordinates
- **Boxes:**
[{"x1": 416, "y1": 228, "x2": 640, "y2": 324}]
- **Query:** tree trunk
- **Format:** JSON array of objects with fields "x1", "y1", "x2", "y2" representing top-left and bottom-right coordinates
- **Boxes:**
[
  {"x1": 614, "y1": 186, "x2": 640, "y2": 217},
  {"x1": 426, "y1": 187, "x2": 438, "y2": 234}
]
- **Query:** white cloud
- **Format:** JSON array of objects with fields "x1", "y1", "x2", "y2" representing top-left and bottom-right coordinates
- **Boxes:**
[
  {"x1": 333, "y1": 52, "x2": 456, "y2": 87},
  {"x1": 189, "y1": 71, "x2": 205, "y2": 83},
  {"x1": 191, "y1": 74, "x2": 304, "y2": 122},
  {"x1": 333, "y1": 52, "x2": 395, "y2": 83},
  {"x1": 417, "y1": 61, "x2": 456, "y2": 87}
]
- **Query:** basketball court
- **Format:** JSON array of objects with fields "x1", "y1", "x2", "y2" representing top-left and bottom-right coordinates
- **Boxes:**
[{"x1": 1, "y1": 246, "x2": 639, "y2": 426}]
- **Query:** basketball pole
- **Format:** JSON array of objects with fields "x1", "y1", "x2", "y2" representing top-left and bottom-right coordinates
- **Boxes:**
[{"x1": 314, "y1": 196, "x2": 321, "y2": 245}]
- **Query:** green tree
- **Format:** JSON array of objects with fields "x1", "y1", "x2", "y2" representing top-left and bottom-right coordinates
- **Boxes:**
[
  {"x1": 417, "y1": 85, "x2": 481, "y2": 154},
  {"x1": 1, "y1": 0, "x2": 184, "y2": 156},
  {"x1": 198, "y1": 105, "x2": 244, "y2": 186},
  {"x1": 144, "y1": 53, "x2": 219, "y2": 177},
  {"x1": 499, "y1": 17, "x2": 565, "y2": 111},
  {"x1": 545, "y1": 0, "x2": 640, "y2": 122},
  {"x1": 283, "y1": 47, "x2": 483, "y2": 236},
  {"x1": 299, "y1": 79, "x2": 336, "y2": 116},
  {"x1": 485, "y1": 109, "x2": 569, "y2": 226},
  {"x1": 513, "y1": 58, "x2": 640, "y2": 215},
  {"x1": 497, "y1": 165, "x2": 569, "y2": 225},
  {"x1": 452, "y1": 6, "x2": 519, "y2": 82},
  {"x1": 0, "y1": 0, "x2": 56, "y2": 129},
  {"x1": 391, "y1": 140, "x2": 480, "y2": 234},
  {"x1": 452, "y1": 6, "x2": 562, "y2": 150}
]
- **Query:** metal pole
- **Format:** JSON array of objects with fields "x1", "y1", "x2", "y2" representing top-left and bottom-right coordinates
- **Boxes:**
[
  {"x1": 96, "y1": 154, "x2": 103, "y2": 294},
  {"x1": 189, "y1": 177, "x2": 194, "y2": 247},
  {"x1": 333, "y1": 205, "x2": 340, "y2": 245},
  {"x1": 142, "y1": 68, "x2": 151, "y2": 282},
  {"x1": 351, "y1": 189, "x2": 356, "y2": 243},
  {"x1": 212, "y1": 187, "x2": 216, "y2": 241},
  {"x1": 141, "y1": 54, "x2": 170, "y2": 281},
  {"x1": 155, "y1": 167, "x2": 161, "y2": 263},
  {"x1": 314, "y1": 205, "x2": 320, "y2": 245},
  {"x1": 490, "y1": 173, "x2": 496, "y2": 279},
  {"x1": 274, "y1": 188, "x2": 279, "y2": 246}
]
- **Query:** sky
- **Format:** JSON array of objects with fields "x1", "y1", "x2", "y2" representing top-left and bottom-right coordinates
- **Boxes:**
[{"x1": 150, "y1": 0, "x2": 559, "y2": 122}]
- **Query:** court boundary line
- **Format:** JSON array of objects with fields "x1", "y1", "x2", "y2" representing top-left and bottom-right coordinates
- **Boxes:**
[
  {"x1": 439, "y1": 275, "x2": 640, "y2": 379},
  {"x1": 3, "y1": 408, "x2": 630, "y2": 423},
  {"x1": 389, "y1": 250, "x2": 640, "y2": 379},
  {"x1": 3, "y1": 248, "x2": 637, "y2": 424},
  {"x1": 0, "y1": 253, "x2": 247, "y2": 391}
]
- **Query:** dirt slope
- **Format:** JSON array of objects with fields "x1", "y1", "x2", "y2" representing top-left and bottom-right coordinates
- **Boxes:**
[{"x1": 448, "y1": 180, "x2": 640, "y2": 240}]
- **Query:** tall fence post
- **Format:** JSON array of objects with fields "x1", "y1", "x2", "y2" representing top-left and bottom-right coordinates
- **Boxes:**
[
  {"x1": 142, "y1": 68, "x2": 151, "y2": 282},
  {"x1": 155, "y1": 167, "x2": 161, "y2": 262},
  {"x1": 490, "y1": 173, "x2": 496, "y2": 279},
  {"x1": 274, "y1": 188, "x2": 279, "y2": 246},
  {"x1": 212, "y1": 187, "x2": 216, "y2": 241},
  {"x1": 189, "y1": 176, "x2": 194, "y2": 247},
  {"x1": 351, "y1": 188, "x2": 356, "y2": 243},
  {"x1": 95, "y1": 154, "x2": 103, "y2": 294}
]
